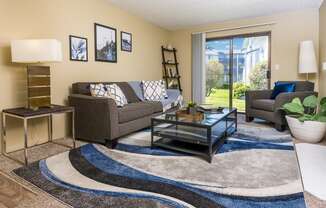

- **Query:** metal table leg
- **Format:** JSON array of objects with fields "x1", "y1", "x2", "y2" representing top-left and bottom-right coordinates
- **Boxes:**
[
  {"x1": 150, "y1": 119, "x2": 154, "y2": 149},
  {"x1": 23, "y1": 118, "x2": 28, "y2": 165},
  {"x1": 207, "y1": 128, "x2": 212, "y2": 163},
  {"x1": 48, "y1": 114, "x2": 53, "y2": 142},
  {"x1": 72, "y1": 110, "x2": 76, "y2": 148},
  {"x1": 235, "y1": 110, "x2": 238, "y2": 131},
  {"x1": 2, "y1": 113, "x2": 6, "y2": 155}
]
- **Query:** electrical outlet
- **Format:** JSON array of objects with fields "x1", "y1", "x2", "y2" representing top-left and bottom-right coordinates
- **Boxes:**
[{"x1": 274, "y1": 64, "x2": 280, "y2": 71}]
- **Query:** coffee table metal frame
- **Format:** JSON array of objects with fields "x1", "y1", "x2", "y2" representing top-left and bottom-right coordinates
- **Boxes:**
[{"x1": 151, "y1": 108, "x2": 237, "y2": 162}]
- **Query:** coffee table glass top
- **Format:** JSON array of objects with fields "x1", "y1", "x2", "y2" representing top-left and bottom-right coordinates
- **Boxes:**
[{"x1": 153, "y1": 108, "x2": 236, "y2": 127}]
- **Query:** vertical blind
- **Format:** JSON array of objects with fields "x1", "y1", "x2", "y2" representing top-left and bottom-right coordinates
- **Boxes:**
[{"x1": 191, "y1": 33, "x2": 206, "y2": 104}]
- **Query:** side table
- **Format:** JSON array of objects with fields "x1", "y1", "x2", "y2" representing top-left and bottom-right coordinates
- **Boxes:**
[{"x1": 1, "y1": 105, "x2": 76, "y2": 165}]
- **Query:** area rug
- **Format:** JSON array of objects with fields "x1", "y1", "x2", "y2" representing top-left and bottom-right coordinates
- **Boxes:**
[{"x1": 13, "y1": 122, "x2": 306, "y2": 208}]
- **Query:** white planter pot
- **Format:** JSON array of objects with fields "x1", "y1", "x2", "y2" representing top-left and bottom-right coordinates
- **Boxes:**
[{"x1": 286, "y1": 116, "x2": 326, "y2": 143}]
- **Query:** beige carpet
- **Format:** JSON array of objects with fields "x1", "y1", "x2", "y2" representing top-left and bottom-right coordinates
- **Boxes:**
[{"x1": 0, "y1": 171, "x2": 35, "y2": 208}]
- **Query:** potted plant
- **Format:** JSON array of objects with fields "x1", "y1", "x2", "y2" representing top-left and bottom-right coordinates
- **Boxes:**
[
  {"x1": 283, "y1": 95, "x2": 326, "y2": 143},
  {"x1": 187, "y1": 101, "x2": 197, "y2": 115}
]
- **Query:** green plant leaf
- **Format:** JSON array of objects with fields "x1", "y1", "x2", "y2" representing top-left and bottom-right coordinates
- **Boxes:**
[
  {"x1": 318, "y1": 116, "x2": 326, "y2": 122},
  {"x1": 298, "y1": 114, "x2": 314, "y2": 122},
  {"x1": 320, "y1": 97, "x2": 326, "y2": 105},
  {"x1": 283, "y1": 100, "x2": 304, "y2": 115},
  {"x1": 320, "y1": 102, "x2": 326, "y2": 114},
  {"x1": 303, "y1": 95, "x2": 318, "y2": 108},
  {"x1": 292, "y1": 98, "x2": 302, "y2": 106}
]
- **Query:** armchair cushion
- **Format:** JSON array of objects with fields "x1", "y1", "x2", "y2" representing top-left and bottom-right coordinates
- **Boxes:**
[
  {"x1": 252, "y1": 99, "x2": 275, "y2": 112},
  {"x1": 270, "y1": 82, "x2": 296, "y2": 99}
]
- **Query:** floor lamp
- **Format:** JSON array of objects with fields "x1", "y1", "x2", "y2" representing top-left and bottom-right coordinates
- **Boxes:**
[
  {"x1": 299, "y1": 40, "x2": 318, "y2": 81},
  {"x1": 11, "y1": 39, "x2": 62, "y2": 110}
]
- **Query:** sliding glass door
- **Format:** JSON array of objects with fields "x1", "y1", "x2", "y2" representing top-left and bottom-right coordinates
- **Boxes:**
[{"x1": 205, "y1": 32, "x2": 271, "y2": 112}]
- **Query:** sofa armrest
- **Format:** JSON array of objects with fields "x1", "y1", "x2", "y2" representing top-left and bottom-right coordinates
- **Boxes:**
[
  {"x1": 69, "y1": 94, "x2": 119, "y2": 142},
  {"x1": 274, "y1": 91, "x2": 318, "y2": 110}
]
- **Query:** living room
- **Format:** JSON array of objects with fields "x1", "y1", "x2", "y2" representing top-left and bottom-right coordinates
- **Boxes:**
[{"x1": 0, "y1": 0, "x2": 326, "y2": 207}]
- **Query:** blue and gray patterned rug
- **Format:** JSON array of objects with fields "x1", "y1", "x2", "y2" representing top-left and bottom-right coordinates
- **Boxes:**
[{"x1": 13, "y1": 122, "x2": 306, "y2": 208}]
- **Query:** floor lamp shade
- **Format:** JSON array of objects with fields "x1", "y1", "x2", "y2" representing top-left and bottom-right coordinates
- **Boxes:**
[
  {"x1": 11, "y1": 39, "x2": 62, "y2": 63},
  {"x1": 299, "y1": 40, "x2": 317, "y2": 74},
  {"x1": 10, "y1": 39, "x2": 62, "y2": 109}
]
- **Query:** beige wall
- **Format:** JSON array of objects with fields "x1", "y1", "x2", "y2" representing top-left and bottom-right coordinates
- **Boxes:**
[
  {"x1": 320, "y1": 2, "x2": 326, "y2": 98},
  {"x1": 0, "y1": 0, "x2": 169, "y2": 152},
  {"x1": 170, "y1": 9, "x2": 320, "y2": 101}
]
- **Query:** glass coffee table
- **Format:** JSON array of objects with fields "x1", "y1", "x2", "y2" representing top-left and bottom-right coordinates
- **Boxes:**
[{"x1": 151, "y1": 108, "x2": 237, "y2": 163}]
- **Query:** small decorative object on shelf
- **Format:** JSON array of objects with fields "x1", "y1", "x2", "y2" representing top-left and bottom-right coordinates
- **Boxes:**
[
  {"x1": 176, "y1": 108, "x2": 204, "y2": 122},
  {"x1": 187, "y1": 101, "x2": 197, "y2": 115},
  {"x1": 167, "y1": 44, "x2": 173, "y2": 50},
  {"x1": 197, "y1": 104, "x2": 224, "y2": 113}
]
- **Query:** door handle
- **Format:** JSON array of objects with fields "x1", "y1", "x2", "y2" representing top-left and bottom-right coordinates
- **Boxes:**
[{"x1": 266, "y1": 70, "x2": 271, "y2": 79}]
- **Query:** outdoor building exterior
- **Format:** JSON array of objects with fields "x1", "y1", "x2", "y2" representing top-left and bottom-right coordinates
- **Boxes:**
[{"x1": 205, "y1": 36, "x2": 268, "y2": 85}]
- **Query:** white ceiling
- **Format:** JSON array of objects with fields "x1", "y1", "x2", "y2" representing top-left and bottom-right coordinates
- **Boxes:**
[{"x1": 108, "y1": 0, "x2": 323, "y2": 30}]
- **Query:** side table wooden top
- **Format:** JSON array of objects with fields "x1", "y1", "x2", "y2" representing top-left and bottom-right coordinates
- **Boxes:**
[{"x1": 2, "y1": 105, "x2": 74, "y2": 117}]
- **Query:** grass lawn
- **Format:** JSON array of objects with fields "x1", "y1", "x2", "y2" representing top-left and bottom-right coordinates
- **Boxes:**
[{"x1": 205, "y1": 89, "x2": 246, "y2": 112}]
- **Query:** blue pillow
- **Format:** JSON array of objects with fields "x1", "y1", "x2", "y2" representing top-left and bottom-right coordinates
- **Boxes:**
[{"x1": 270, "y1": 82, "x2": 296, "y2": 99}]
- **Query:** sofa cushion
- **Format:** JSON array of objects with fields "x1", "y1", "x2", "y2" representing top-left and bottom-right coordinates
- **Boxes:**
[
  {"x1": 105, "y1": 84, "x2": 128, "y2": 107},
  {"x1": 90, "y1": 83, "x2": 107, "y2": 97},
  {"x1": 270, "y1": 82, "x2": 295, "y2": 99},
  {"x1": 116, "y1": 82, "x2": 140, "y2": 103},
  {"x1": 128, "y1": 81, "x2": 144, "y2": 101},
  {"x1": 277, "y1": 81, "x2": 314, "y2": 92},
  {"x1": 252, "y1": 99, "x2": 275, "y2": 112},
  {"x1": 144, "y1": 101, "x2": 163, "y2": 113},
  {"x1": 72, "y1": 82, "x2": 140, "y2": 103},
  {"x1": 118, "y1": 102, "x2": 153, "y2": 123},
  {"x1": 142, "y1": 80, "x2": 168, "y2": 101}
]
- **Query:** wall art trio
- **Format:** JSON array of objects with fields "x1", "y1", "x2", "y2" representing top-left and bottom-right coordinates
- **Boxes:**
[{"x1": 69, "y1": 23, "x2": 132, "y2": 62}]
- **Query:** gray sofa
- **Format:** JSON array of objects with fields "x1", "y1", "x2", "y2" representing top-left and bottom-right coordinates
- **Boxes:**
[
  {"x1": 69, "y1": 81, "x2": 182, "y2": 147},
  {"x1": 245, "y1": 81, "x2": 317, "y2": 131}
]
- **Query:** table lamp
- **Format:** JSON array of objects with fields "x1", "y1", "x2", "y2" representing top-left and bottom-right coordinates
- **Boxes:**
[
  {"x1": 299, "y1": 40, "x2": 318, "y2": 81},
  {"x1": 11, "y1": 39, "x2": 62, "y2": 110}
]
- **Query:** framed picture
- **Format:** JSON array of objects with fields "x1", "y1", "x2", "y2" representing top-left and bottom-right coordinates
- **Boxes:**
[
  {"x1": 69, "y1": 35, "x2": 88, "y2": 62},
  {"x1": 94, "y1": 23, "x2": 117, "y2": 63},
  {"x1": 121, "y1": 31, "x2": 132, "y2": 52}
]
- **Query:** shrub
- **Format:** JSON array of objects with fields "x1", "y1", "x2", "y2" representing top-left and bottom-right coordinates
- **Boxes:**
[
  {"x1": 206, "y1": 60, "x2": 225, "y2": 96},
  {"x1": 233, "y1": 82, "x2": 250, "y2": 99},
  {"x1": 249, "y1": 61, "x2": 268, "y2": 90}
]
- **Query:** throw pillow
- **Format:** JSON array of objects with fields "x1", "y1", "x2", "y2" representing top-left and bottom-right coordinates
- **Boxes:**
[
  {"x1": 270, "y1": 82, "x2": 296, "y2": 99},
  {"x1": 105, "y1": 84, "x2": 128, "y2": 107},
  {"x1": 142, "y1": 80, "x2": 168, "y2": 101},
  {"x1": 90, "y1": 83, "x2": 107, "y2": 97}
]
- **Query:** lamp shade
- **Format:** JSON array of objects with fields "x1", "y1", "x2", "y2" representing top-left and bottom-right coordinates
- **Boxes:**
[
  {"x1": 11, "y1": 39, "x2": 62, "y2": 63},
  {"x1": 298, "y1": 40, "x2": 318, "y2": 74}
]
